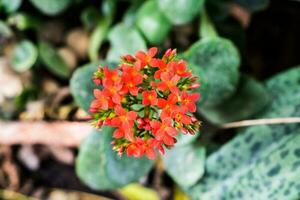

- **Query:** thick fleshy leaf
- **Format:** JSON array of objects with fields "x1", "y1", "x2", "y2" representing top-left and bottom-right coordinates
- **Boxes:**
[
  {"x1": 0, "y1": 0, "x2": 22, "y2": 13},
  {"x1": 163, "y1": 143, "x2": 205, "y2": 188},
  {"x1": 29, "y1": 0, "x2": 71, "y2": 16},
  {"x1": 157, "y1": 0, "x2": 205, "y2": 25},
  {"x1": 107, "y1": 23, "x2": 147, "y2": 62},
  {"x1": 200, "y1": 75, "x2": 270, "y2": 124},
  {"x1": 184, "y1": 37, "x2": 240, "y2": 107},
  {"x1": 76, "y1": 127, "x2": 154, "y2": 190},
  {"x1": 186, "y1": 66, "x2": 300, "y2": 199},
  {"x1": 235, "y1": 0, "x2": 269, "y2": 12},
  {"x1": 10, "y1": 40, "x2": 38, "y2": 72},
  {"x1": 136, "y1": 0, "x2": 171, "y2": 45},
  {"x1": 38, "y1": 41, "x2": 70, "y2": 78},
  {"x1": 70, "y1": 61, "x2": 117, "y2": 112}
]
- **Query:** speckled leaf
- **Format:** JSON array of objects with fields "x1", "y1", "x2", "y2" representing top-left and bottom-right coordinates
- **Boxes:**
[
  {"x1": 76, "y1": 127, "x2": 154, "y2": 190},
  {"x1": 200, "y1": 75, "x2": 270, "y2": 124},
  {"x1": 163, "y1": 143, "x2": 205, "y2": 188},
  {"x1": 38, "y1": 41, "x2": 70, "y2": 78},
  {"x1": 186, "y1": 66, "x2": 300, "y2": 199},
  {"x1": 70, "y1": 61, "x2": 117, "y2": 112},
  {"x1": 184, "y1": 37, "x2": 240, "y2": 106},
  {"x1": 107, "y1": 23, "x2": 146, "y2": 62},
  {"x1": 157, "y1": 0, "x2": 205, "y2": 25},
  {"x1": 136, "y1": 0, "x2": 171, "y2": 45},
  {"x1": 235, "y1": 0, "x2": 269, "y2": 12},
  {"x1": 188, "y1": 130, "x2": 300, "y2": 200},
  {"x1": 11, "y1": 40, "x2": 38, "y2": 72},
  {"x1": 29, "y1": 0, "x2": 71, "y2": 16}
]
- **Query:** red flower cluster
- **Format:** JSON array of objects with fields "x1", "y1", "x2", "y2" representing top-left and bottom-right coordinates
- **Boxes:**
[{"x1": 90, "y1": 47, "x2": 201, "y2": 160}]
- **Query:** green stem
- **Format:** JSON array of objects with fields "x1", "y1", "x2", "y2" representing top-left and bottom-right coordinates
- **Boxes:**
[
  {"x1": 199, "y1": 9, "x2": 218, "y2": 38},
  {"x1": 144, "y1": 106, "x2": 150, "y2": 118},
  {"x1": 88, "y1": 0, "x2": 116, "y2": 61}
]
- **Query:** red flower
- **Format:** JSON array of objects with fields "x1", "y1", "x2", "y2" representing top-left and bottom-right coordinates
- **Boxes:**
[
  {"x1": 163, "y1": 48, "x2": 176, "y2": 60},
  {"x1": 137, "y1": 118, "x2": 151, "y2": 131},
  {"x1": 174, "y1": 60, "x2": 192, "y2": 77},
  {"x1": 120, "y1": 62, "x2": 143, "y2": 84},
  {"x1": 121, "y1": 54, "x2": 136, "y2": 63},
  {"x1": 103, "y1": 67, "x2": 121, "y2": 85},
  {"x1": 127, "y1": 138, "x2": 165, "y2": 159},
  {"x1": 157, "y1": 72, "x2": 180, "y2": 94},
  {"x1": 150, "y1": 118, "x2": 178, "y2": 145},
  {"x1": 103, "y1": 80, "x2": 123, "y2": 104},
  {"x1": 172, "y1": 107, "x2": 192, "y2": 125},
  {"x1": 157, "y1": 93, "x2": 178, "y2": 118},
  {"x1": 90, "y1": 89, "x2": 112, "y2": 112},
  {"x1": 146, "y1": 138, "x2": 165, "y2": 158},
  {"x1": 111, "y1": 105, "x2": 138, "y2": 131},
  {"x1": 127, "y1": 138, "x2": 144, "y2": 158},
  {"x1": 135, "y1": 47, "x2": 158, "y2": 67},
  {"x1": 180, "y1": 92, "x2": 200, "y2": 112},
  {"x1": 121, "y1": 74, "x2": 141, "y2": 96},
  {"x1": 89, "y1": 47, "x2": 201, "y2": 160},
  {"x1": 142, "y1": 90, "x2": 158, "y2": 106},
  {"x1": 113, "y1": 128, "x2": 134, "y2": 141}
]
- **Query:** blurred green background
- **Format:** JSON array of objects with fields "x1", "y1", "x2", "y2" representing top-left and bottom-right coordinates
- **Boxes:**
[{"x1": 1, "y1": 0, "x2": 300, "y2": 200}]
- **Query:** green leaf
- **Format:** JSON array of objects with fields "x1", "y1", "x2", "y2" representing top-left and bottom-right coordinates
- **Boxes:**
[
  {"x1": 235, "y1": 0, "x2": 269, "y2": 12},
  {"x1": 163, "y1": 143, "x2": 205, "y2": 188},
  {"x1": 0, "y1": 0, "x2": 22, "y2": 13},
  {"x1": 70, "y1": 61, "x2": 117, "y2": 112},
  {"x1": 88, "y1": 0, "x2": 115, "y2": 62},
  {"x1": 10, "y1": 40, "x2": 38, "y2": 72},
  {"x1": 200, "y1": 75, "x2": 270, "y2": 124},
  {"x1": 88, "y1": 17, "x2": 111, "y2": 62},
  {"x1": 107, "y1": 23, "x2": 147, "y2": 62},
  {"x1": 7, "y1": 13, "x2": 41, "y2": 31},
  {"x1": 184, "y1": 37, "x2": 240, "y2": 107},
  {"x1": 186, "y1": 66, "x2": 300, "y2": 199},
  {"x1": 76, "y1": 127, "x2": 154, "y2": 190},
  {"x1": 131, "y1": 104, "x2": 144, "y2": 111},
  {"x1": 123, "y1": 1, "x2": 144, "y2": 27},
  {"x1": 29, "y1": 0, "x2": 71, "y2": 16},
  {"x1": 157, "y1": 0, "x2": 204, "y2": 25},
  {"x1": 38, "y1": 41, "x2": 70, "y2": 78},
  {"x1": 136, "y1": 0, "x2": 171, "y2": 45},
  {"x1": 80, "y1": 7, "x2": 101, "y2": 30},
  {"x1": 0, "y1": 20, "x2": 13, "y2": 38},
  {"x1": 199, "y1": 9, "x2": 218, "y2": 38},
  {"x1": 188, "y1": 129, "x2": 300, "y2": 200}
]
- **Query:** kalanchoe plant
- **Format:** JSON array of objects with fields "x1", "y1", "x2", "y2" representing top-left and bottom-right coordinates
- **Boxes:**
[{"x1": 89, "y1": 47, "x2": 201, "y2": 159}]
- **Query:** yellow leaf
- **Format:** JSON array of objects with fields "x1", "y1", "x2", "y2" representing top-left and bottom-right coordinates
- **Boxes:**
[{"x1": 119, "y1": 183, "x2": 159, "y2": 200}]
